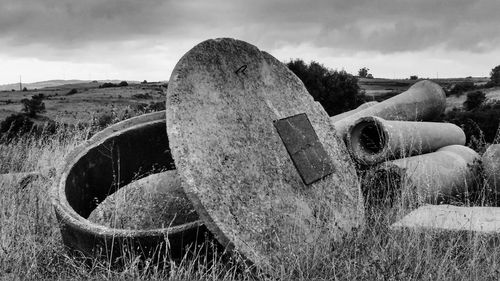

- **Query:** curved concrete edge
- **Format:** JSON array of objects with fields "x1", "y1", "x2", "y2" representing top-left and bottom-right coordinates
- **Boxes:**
[
  {"x1": 51, "y1": 111, "x2": 209, "y2": 260},
  {"x1": 334, "y1": 80, "x2": 446, "y2": 139},
  {"x1": 347, "y1": 116, "x2": 466, "y2": 166},
  {"x1": 330, "y1": 101, "x2": 379, "y2": 123},
  {"x1": 363, "y1": 145, "x2": 480, "y2": 205}
]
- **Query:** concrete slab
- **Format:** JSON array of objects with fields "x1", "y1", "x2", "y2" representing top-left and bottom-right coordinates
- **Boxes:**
[
  {"x1": 392, "y1": 204, "x2": 500, "y2": 234},
  {"x1": 166, "y1": 38, "x2": 363, "y2": 270}
]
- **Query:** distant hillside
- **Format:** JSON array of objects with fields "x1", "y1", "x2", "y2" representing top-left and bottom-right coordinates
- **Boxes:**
[{"x1": 0, "y1": 79, "x2": 133, "y2": 91}]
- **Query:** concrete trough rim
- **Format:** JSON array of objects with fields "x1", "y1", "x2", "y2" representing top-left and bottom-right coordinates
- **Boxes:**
[{"x1": 51, "y1": 111, "x2": 204, "y2": 254}]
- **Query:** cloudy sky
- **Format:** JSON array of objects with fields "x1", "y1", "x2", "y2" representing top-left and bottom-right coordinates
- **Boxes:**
[{"x1": 0, "y1": 0, "x2": 499, "y2": 84}]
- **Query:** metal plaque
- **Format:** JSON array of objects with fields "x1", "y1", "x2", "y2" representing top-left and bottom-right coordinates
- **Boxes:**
[{"x1": 274, "y1": 113, "x2": 335, "y2": 185}]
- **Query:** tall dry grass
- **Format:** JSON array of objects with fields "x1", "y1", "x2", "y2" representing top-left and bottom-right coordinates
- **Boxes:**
[{"x1": 1, "y1": 122, "x2": 500, "y2": 280}]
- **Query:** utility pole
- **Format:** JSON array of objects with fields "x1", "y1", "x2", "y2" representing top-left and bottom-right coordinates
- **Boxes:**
[{"x1": 19, "y1": 75, "x2": 22, "y2": 91}]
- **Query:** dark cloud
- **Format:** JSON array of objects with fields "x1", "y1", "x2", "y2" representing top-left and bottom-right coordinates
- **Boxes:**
[{"x1": 0, "y1": 0, "x2": 499, "y2": 55}]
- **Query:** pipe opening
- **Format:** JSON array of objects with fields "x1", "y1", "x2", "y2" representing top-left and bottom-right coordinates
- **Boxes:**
[{"x1": 358, "y1": 121, "x2": 386, "y2": 154}]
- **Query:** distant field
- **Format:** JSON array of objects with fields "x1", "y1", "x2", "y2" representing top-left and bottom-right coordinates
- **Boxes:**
[
  {"x1": 358, "y1": 77, "x2": 497, "y2": 112},
  {"x1": 0, "y1": 78, "x2": 496, "y2": 125},
  {"x1": 0, "y1": 81, "x2": 166, "y2": 124}
]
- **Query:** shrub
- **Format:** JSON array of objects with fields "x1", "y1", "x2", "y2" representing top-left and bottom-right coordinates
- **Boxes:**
[
  {"x1": 21, "y1": 94, "x2": 46, "y2": 117},
  {"x1": 132, "y1": 93, "x2": 152, "y2": 99},
  {"x1": 0, "y1": 114, "x2": 34, "y2": 140},
  {"x1": 66, "y1": 88, "x2": 77, "y2": 95},
  {"x1": 99, "y1": 82, "x2": 116, "y2": 88},
  {"x1": 118, "y1": 81, "x2": 128, "y2": 87},
  {"x1": 463, "y1": 91, "x2": 486, "y2": 111},
  {"x1": 410, "y1": 75, "x2": 418, "y2": 80},
  {"x1": 489, "y1": 65, "x2": 500, "y2": 86},
  {"x1": 96, "y1": 112, "x2": 114, "y2": 128},
  {"x1": 22, "y1": 87, "x2": 28, "y2": 92},
  {"x1": 444, "y1": 102, "x2": 500, "y2": 146},
  {"x1": 286, "y1": 59, "x2": 365, "y2": 116},
  {"x1": 358, "y1": 67, "x2": 370, "y2": 78},
  {"x1": 448, "y1": 81, "x2": 475, "y2": 97}
]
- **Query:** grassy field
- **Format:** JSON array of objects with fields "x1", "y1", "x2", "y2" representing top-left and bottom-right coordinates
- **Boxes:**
[
  {"x1": 1, "y1": 79, "x2": 500, "y2": 280},
  {"x1": 0, "y1": 81, "x2": 166, "y2": 124},
  {"x1": 1, "y1": 127, "x2": 500, "y2": 280}
]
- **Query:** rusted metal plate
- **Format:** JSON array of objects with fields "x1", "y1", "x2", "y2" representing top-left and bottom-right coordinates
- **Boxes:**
[{"x1": 274, "y1": 113, "x2": 335, "y2": 185}]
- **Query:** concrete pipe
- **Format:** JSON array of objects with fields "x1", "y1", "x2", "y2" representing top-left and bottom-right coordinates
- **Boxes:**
[
  {"x1": 334, "y1": 80, "x2": 446, "y2": 138},
  {"x1": 482, "y1": 144, "x2": 500, "y2": 195},
  {"x1": 330, "y1": 101, "x2": 378, "y2": 123},
  {"x1": 51, "y1": 111, "x2": 209, "y2": 261},
  {"x1": 347, "y1": 116, "x2": 466, "y2": 166},
  {"x1": 363, "y1": 145, "x2": 480, "y2": 205}
]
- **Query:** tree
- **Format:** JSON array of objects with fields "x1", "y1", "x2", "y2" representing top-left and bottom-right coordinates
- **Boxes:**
[
  {"x1": 490, "y1": 65, "x2": 500, "y2": 86},
  {"x1": 118, "y1": 81, "x2": 129, "y2": 87},
  {"x1": 463, "y1": 90, "x2": 486, "y2": 111},
  {"x1": 410, "y1": 75, "x2": 418, "y2": 80},
  {"x1": 358, "y1": 67, "x2": 370, "y2": 78},
  {"x1": 21, "y1": 94, "x2": 46, "y2": 117},
  {"x1": 287, "y1": 59, "x2": 365, "y2": 116}
]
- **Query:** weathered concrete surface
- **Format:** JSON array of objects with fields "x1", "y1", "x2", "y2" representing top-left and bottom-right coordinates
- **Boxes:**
[
  {"x1": 166, "y1": 38, "x2": 363, "y2": 271},
  {"x1": 363, "y1": 145, "x2": 480, "y2": 204},
  {"x1": 52, "y1": 111, "x2": 207, "y2": 260},
  {"x1": 334, "y1": 80, "x2": 446, "y2": 138},
  {"x1": 392, "y1": 204, "x2": 500, "y2": 234},
  {"x1": 88, "y1": 170, "x2": 198, "y2": 230},
  {"x1": 482, "y1": 144, "x2": 500, "y2": 195},
  {"x1": 330, "y1": 101, "x2": 378, "y2": 123},
  {"x1": 347, "y1": 116, "x2": 466, "y2": 165}
]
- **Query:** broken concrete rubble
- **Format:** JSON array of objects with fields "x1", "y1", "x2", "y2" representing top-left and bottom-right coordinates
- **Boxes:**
[{"x1": 347, "y1": 116, "x2": 466, "y2": 166}]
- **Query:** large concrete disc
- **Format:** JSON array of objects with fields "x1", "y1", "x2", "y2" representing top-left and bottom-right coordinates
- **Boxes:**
[{"x1": 166, "y1": 38, "x2": 363, "y2": 270}]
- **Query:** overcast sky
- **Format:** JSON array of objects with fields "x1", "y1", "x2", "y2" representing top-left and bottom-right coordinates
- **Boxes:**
[{"x1": 1, "y1": 0, "x2": 499, "y2": 84}]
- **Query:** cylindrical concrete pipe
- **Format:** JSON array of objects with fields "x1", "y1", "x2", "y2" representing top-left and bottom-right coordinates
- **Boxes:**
[
  {"x1": 52, "y1": 111, "x2": 210, "y2": 261},
  {"x1": 482, "y1": 144, "x2": 500, "y2": 194},
  {"x1": 363, "y1": 145, "x2": 480, "y2": 205},
  {"x1": 334, "y1": 80, "x2": 446, "y2": 138},
  {"x1": 346, "y1": 116, "x2": 466, "y2": 166},
  {"x1": 330, "y1": 101, "x2": 378, "y2": 123}
]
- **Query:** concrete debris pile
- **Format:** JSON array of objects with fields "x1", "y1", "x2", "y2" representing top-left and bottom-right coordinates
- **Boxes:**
[
  {"x1": 390, "y1": 143, "x2": 500, "y2": 234},
  {"x1": 332, "y1": 81, "x2": 481, "y2": 206},
  {"x1": 51, "y1": 38, "x2": 363, "y2": 273},
  {"x1": 48, "y1": 37, "x2": 500, "y2": 273},
  {"x1": 333, "y1": 80, "x2": 500, "y2": 236}
]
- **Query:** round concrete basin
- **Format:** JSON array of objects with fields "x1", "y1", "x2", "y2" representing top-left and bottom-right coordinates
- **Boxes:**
[{"x1": 52, "y1": 111, "x2": 208, "y2": 261}]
